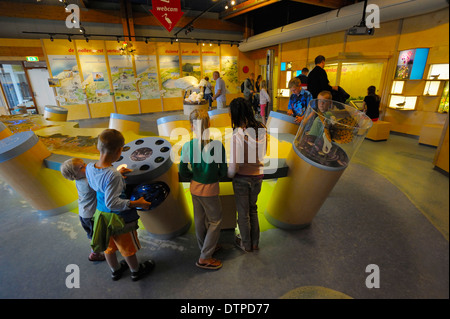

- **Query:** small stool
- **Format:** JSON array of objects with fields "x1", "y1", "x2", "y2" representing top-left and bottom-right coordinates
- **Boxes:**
[{"x1": 365, "y1": 120, "x2": 391, "y2": 141}]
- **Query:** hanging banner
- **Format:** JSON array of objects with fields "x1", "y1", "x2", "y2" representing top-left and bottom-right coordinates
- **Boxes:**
[{"x1": 150, "y1": 0, "x2": 184, "y2": 33}]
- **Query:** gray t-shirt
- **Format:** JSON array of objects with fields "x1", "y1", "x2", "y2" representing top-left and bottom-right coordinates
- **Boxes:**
[
  {"x1": 214, "y1": 77, "x2": 226, "y2": 102},
  {"x1": 75, "y1": 178, "x2": 97, "y2": 219}
]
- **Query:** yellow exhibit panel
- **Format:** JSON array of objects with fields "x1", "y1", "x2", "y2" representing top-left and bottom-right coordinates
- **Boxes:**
[{"x1": 0, "y1": 131, "x2": 78, "y2": 215}]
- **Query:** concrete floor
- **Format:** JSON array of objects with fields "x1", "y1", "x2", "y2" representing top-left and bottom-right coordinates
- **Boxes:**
[{"x1": 0, "y1": 112, "x2": 448, "y2": 301}]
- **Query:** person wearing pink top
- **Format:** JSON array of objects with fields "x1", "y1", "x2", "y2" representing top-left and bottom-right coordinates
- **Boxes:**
[{"x1": 228, "y1": 98, "x2": 267, "y2": 252}]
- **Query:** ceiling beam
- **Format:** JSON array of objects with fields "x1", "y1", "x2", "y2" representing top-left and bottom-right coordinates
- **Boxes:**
[
  {"x1": 288, "y1": 0, "x2": 350, "y2": 9},
  {"x1": 0, "y1": 1, "x2": 243, "y2": 33},
  {"x1": 220, "y1": 0, "x2": 282, "y2": 20}
]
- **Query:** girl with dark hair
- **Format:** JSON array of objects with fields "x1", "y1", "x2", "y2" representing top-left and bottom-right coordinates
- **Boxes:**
[
  {"x1": 363, "y1": 85, "x2": 381, "y2": 121},
  {"x1": 227, "y1": 98, "x2": 267, "y2": 252}
]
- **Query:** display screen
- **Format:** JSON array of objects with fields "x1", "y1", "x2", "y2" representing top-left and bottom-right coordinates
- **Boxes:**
[{"x1": 394, "y1": 48, "x2": 429, "y2": 80}]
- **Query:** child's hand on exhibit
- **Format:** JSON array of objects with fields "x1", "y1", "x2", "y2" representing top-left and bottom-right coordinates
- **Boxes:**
[
  {"x1": 131, "y1": 197, "x2": 151, "y2": 210},
  {"x1": 119, "y1": 166, "x2": 132, "y2": 178}
]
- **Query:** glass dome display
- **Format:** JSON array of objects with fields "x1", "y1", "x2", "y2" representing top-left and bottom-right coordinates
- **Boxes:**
[{"x1": 294, "y1": 99, "x2": 373, "y2": 169}]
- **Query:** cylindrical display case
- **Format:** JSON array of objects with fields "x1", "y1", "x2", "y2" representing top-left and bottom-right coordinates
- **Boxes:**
[
  {"x1": 0, "y1": 131, "x2": 78, "y2": 215},
  {"x1": 108, "y1": 113, "x2": 141, "y2": 134},
  {"x1": 208, "y1": 108, "x2": 231, "y2": 128},
  {"x1": 44, "y1": 105, "x2": 68, "y2": 122},
  {"x1": 265, "y1": 99, "x2": 373, "y2": 229},
  {"x1": 157, "y1": 114, "x2": 191, "y2": 137},
  {"x1": 0, "y1": 122, "x2": 12, "y2": 140},
  {"x1": 266, "y1": 111, "x2": 299, "y2": 135},
  {"x1": 112, "y1": 136, "x2": 191, "y2": 239}
]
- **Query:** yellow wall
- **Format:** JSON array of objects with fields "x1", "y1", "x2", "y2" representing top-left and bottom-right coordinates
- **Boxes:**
[
  {"x1": 0, "y1": 38, "x2": 241, "y2": 120},
  {"x1": 273, "y1": 8, "x2": 449, "y2": 136}
]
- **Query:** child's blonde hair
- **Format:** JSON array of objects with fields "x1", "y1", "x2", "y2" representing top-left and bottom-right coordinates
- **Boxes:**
[
  {"x1": 97, "y1": 129, "x2": 125, "y2": 155},
  {"x1": 318, "y1": 90, "x2": 332, "y2": 100},
  {"x1": 261, "y1": 80, "x2": 267, "y2": 89},
  {"x1": 60, "y1": 158, "x2": 84, "y2": 181},
  {"x1": 189, "y1": 109, "x2": 210, "y2": 146}
]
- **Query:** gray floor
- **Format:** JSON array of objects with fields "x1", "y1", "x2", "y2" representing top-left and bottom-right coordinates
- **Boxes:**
[{"x1": 0, "y1": 112, "x2": 448, "y2": 300}]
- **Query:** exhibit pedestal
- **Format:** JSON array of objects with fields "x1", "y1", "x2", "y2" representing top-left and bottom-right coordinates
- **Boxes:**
[
  {"x1": 113, "y1": 136, "x2": 191, "y2": 239},
  {"x1": 266, "y1": 111, "x2": 299, "y2": 135},
  {"x1": 157, "y1": 115, "x2": 191, "y2": 137},
  {"x1": 265, "y1": 146, "x2": 345, "y2": 229},
  {"x1": 208, "y1": 108, "x2": 231, "y2": 128},
  {"x1": 265, "y1": 99, "x2": 372, "y2": 230},
  {"x1": 109, "y1": 113, "x2": 140, "y2": 134},
  {"x1": 44, "y1": 105, "x2": 68, "y2": 122},
  {"x1": 0, "y1": 131, "x2": 78, "y2": 215},
  {"x1": 137, "y1": 164, "x2": 191, "y2": 240}
]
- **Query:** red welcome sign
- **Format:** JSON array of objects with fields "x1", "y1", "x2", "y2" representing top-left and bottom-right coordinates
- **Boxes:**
[{"x1": 150, "y1": 0, "x2": 184, "y2": 33}]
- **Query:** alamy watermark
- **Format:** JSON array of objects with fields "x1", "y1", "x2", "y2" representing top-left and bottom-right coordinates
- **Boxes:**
[
  {"x1": 365, "y1": 264, "x2": 380, "y2": 289},
  {"x1": 65, "y1": 4, "x2": 80, "y2": 29},
  {"x1": 366, "y1": 4, "x2": 380, "y2": 29},
  {"x1": 65, "y1": 264, "x2": 80, "y2": 289}
]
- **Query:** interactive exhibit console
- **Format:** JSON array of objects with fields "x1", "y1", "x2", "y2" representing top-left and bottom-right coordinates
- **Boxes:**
[{"x1": 0, "y1": 100, "x2": 372, "y2": 239}]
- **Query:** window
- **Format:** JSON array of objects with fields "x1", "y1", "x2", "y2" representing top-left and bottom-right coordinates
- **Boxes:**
[{"x1": 0, "y1": 63, "x2": 33, "y2": 113}]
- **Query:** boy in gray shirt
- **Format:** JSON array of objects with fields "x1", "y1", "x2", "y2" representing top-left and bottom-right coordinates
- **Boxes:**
[{"x1": 61, "y1": 158, "x2": 105, "y2": 262}]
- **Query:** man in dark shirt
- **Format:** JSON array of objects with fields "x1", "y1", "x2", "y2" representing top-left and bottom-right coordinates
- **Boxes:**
[
  {"x1": 296, "y1": 67, "x2": 309, "y2": 87},
  {"x1": 307, "y1": 55, "x2": 338, "y2": 99}
]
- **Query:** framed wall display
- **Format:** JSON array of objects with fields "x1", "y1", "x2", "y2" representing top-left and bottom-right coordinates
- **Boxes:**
[
  {"x1": 388, "y1": 95, "x2": 418, "y2": 110},
  {"x1": 427, "y1": 64, "x2": 449, "y2": 80},
  {"x1": 423, "y1": 81, "x2": 441, "y2": 96},
  {"x1": 391, "y1": 81, "x2": 405, "y2": 94},
  {"x1": 135, "y1": 55, "x2": 160, "y2": 100},
  {"x1": 394, "y1": 48, "x2": 429, "y2": 80}
]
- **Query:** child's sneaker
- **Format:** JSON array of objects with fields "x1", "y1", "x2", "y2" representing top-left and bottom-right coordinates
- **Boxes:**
[
  {"x1": 131, "y1": 260, "x2": 155, "y2": 281},
  {"x1": 111, "y1": 260, "x2": 129, "y2": 281},
  {"x1": 89, "y1": 252, "x2": 105, "y2": 261}
]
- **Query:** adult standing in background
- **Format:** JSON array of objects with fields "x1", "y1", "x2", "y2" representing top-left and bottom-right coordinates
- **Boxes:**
[
  {"x1": 212, "y1": 71, "x2": 226, "y2": 109},
  {"x1": 243, "y1": 73, "x2": 255, "y2": 101},
  {"x1": 203, "y1": 76, "x2": 213, "y2": 110},
  {"x1": 296, "y1": 67, "x2": 309, "y2": 89},
  {"x1": 307, "y1": 55, "x2": 338, "y2": 99}
]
